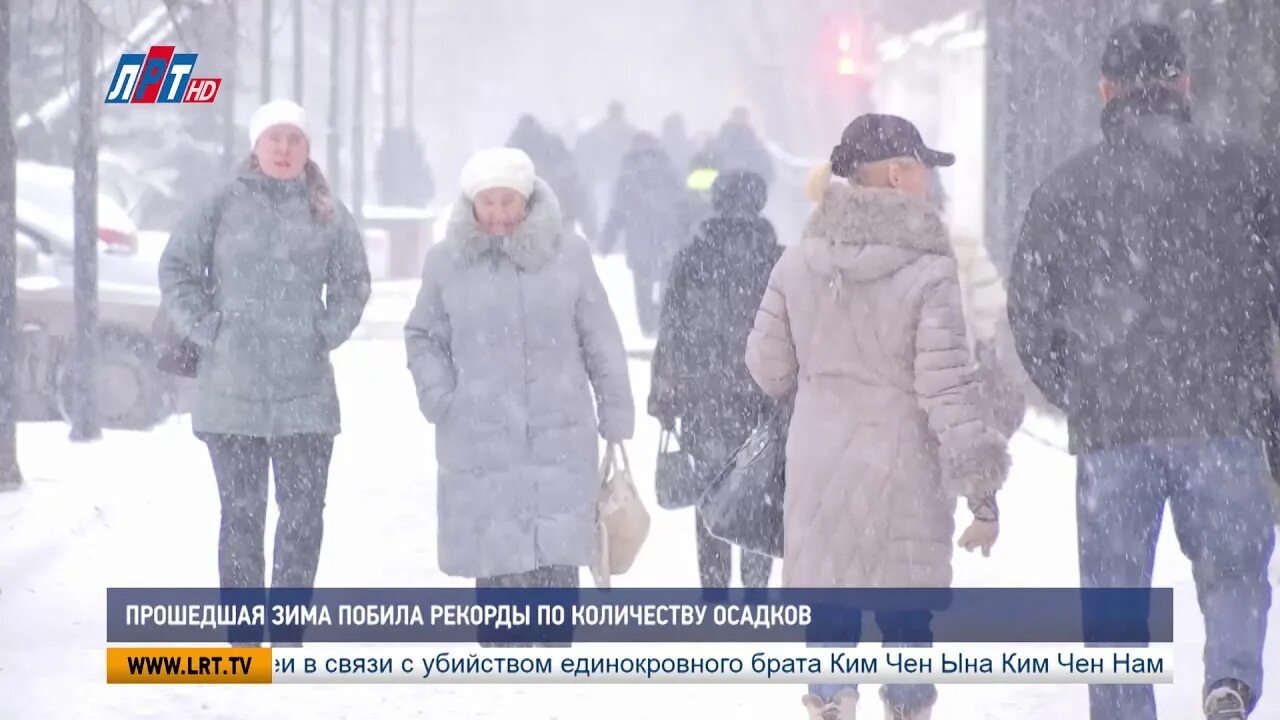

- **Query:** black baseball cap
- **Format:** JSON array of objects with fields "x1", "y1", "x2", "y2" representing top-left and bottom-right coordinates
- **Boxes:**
[
  {"x1": 830, "y1": 114, "x2": 955, "y2": 178},
  {"x1": 1101, "y1": 22, "x2": 1186, "y2": 83}
]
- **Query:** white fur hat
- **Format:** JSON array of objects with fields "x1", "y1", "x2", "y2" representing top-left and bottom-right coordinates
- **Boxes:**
[
  {"x1": 460, "y1": 147, "x2": 536, "y2": 200},
  {"x1": 248, "y1": 99, "x2": 309, "y2": 149}
]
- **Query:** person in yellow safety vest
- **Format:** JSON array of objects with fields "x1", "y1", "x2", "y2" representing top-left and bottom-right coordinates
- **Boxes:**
[
  {"x1": 682, "y1": 164, "x2": 719, "y2": 236},
  {"x1": 687, "y1": 166, "x2": 719, "y2": 193}
]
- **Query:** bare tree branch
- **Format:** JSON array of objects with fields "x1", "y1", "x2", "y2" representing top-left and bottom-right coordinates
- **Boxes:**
[{"x1": 159, "y1": 0, "x2": 197, "y2": 48}]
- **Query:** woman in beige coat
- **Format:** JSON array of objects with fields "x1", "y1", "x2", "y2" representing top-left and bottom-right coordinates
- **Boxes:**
[{"x1": 748, "y1": 115, "x2": 1010, "y2": 720}]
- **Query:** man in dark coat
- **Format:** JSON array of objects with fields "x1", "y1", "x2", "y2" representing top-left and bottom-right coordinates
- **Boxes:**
[
  {"x1": 507, "y1": 115, "x2": 597, "y2": 238},
  {"x1": 1007, "y1": 22, "x2": 1280, "y2": 720},
  {"x1": 649, "y1": 170, "x2": 781, "y2": 588},
  {"x1": 599, "y1": 133, "x2": 687, "y2": 336}
]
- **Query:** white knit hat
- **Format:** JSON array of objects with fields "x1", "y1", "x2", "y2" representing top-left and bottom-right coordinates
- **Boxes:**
[
  {"x1": 248, "y1": 99, "x2": 309, "y2": 149},
  {"x1": 460, "y1": 147, "x2": 536, "y2": 200}
]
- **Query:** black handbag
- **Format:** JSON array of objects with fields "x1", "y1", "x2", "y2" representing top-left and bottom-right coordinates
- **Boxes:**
[
  {"x1": 655, "y1": 429, "x2": 702, "y2": 510},
  {"x1": 697, "y1": 403, "x2": 791, "y2": 559},
  {"x1": 153, "y1": 308, "x2": 202, "y2": 378}
]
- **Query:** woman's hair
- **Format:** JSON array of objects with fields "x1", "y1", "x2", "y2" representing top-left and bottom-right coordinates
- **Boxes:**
[
  {"x1": 244, "y1": 154, "x2": 336, "y2": 224},
  {"x1": 808, "y1": 157, "x2": 916, "y2": 202},
  {"x1": 805, "y1": 162, "x2": 835, "y2": 202},
  {"x1": 851, "y1": 157, "x2": 914, "y2": 188}
]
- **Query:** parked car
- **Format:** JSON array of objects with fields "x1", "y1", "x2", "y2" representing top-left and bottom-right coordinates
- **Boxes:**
[
  {"x1": 13, "y1": 162, "x2": 191, "y2": 430},
  {"x1": 17, "y1": 160, "x2": 141, "y2": 260}
]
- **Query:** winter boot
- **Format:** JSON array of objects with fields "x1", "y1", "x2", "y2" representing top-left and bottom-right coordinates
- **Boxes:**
[
  {"x1": 801, "y1": 689, "x2": 858, "y2": 720},
  {"x1": 882, "y1": 700, "x2": 931, "y2": 720},
  {"x1": 1204, "y1": 679, "x2": 1250, "y2": 719}
]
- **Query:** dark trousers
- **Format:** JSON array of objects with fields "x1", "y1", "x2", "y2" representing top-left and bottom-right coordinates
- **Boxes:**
[
  {"x1": 809, "y1": 610, "x2": 937, "y2": 710},
  {"x1": 475, "y1": 565, "x2": 580, "y2": 647},
  {"x1": 633, "y1": 271, "x2": 662, "y2": 337},
  {"x1": 694, "y1": 509, "x2": 773, "y2": 588},
  {"x1": 203, "y1": 433, "x2": 334, "y2": 590}
]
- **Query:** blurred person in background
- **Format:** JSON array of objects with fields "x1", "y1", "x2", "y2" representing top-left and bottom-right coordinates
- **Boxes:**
[
  {"x1": 405, "y1": 148, "x2": 634, "y2": 609},
  {"x1": 660, "y1": 112, "x2": 695, "y2": 177},
  {"x1": 507, "y1": 114, "x2": 597, "y2": 239},
  {"x1": 158, "y1": 100, "x2": 371, "y2": 642},
  {"x1": 599, "y1": 133, "x2": 688, "y2": 337},
  {"x1": 576, "y1": 101, "x2": 638, "y2": 221},
  {"x1": 701, "y1": 106, "x2": 775, "y2": 187},
  {"x1": 683, "y1": 149, "x2": 721, "y2": 236},
  {"x1": 649, "y1": 170, "x2": 782, "y2": 589},
  {"x1": 375, "y1": 124, "x2": 435, "y2": 208}
]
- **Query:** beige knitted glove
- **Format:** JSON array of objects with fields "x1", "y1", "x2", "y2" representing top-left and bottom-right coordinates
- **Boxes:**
[{"x1": 958, "y1": 492, "x2": 999, "y2": 557}]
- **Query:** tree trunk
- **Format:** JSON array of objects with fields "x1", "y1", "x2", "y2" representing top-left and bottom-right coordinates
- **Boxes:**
[
  {"x1": 327, "y1": 0, "x2": 342, "y2": 190},
  {"x1": 984, "y1": 0, "x2": 1124, "y2": 275},
  {"x1": 1263, "y1": 2, "x2": 1280, "y2": 157},
  {"x1": 383, "y1": 0, "x2": 393, "y2": 135},
  {"x1": 405, "y1": 0, "x2": 414, "y2": 125},
  {"x1": 223, "y1": 0, "x2": 238, "y2": 165},
  {"x1": 0, "y1": 0, "x2": 23, "y2": 489},
  {"x1": 293, "y1": 0, "x2": 304, "y2": 102},
  {"x1": 70, "y1": 0, "x2": 100, "y2": 442},
  {"x1": 351, "y1": 1, "x2": 366, "y2": 222},
  {"x1": 260, "y1": 0, "x2": 272, "y2": 103}
]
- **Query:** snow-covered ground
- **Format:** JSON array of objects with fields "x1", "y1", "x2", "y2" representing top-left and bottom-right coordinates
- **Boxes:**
[{"x1": 2, "y1": 255, "x2": 1278, "y2": 719}]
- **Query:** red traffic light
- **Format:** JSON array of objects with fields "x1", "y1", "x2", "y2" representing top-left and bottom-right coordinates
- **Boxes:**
[{"x1": 826, "y1": 20, "x2": 873, "y2": 81}]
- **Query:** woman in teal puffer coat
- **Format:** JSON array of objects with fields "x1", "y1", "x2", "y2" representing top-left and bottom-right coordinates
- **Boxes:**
[{"x1": 159, "y1": 100, "x2": 370, "y2": 633}]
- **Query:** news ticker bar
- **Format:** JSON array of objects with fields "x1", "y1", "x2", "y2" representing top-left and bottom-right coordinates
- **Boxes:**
[
  {"x1": 105, "y1": 646, "x2": 1173, "y2": 685},
  {"x1": 107, "y1": 587, "x2": 1174, "y2": 644}
]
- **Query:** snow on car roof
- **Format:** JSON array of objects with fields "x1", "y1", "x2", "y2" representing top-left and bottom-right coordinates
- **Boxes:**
[{"x1": 17, "y1": 160, "x2": 138, "y2": 237}]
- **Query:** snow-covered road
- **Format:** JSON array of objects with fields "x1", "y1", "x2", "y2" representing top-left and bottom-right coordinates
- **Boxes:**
[{"x1": 2, "y1": 256, "x2": 1277, "y2": 719}]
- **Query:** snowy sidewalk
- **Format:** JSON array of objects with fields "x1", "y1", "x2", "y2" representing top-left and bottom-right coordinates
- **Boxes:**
[{"x1": 2, "y1": 258, "x2": 1278, "y2": 719}]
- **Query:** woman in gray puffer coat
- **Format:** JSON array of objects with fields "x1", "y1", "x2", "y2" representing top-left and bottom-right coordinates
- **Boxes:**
[
  {"x1": 405, "y1": 148, "x2": 634, "y2": 598},
  {"x1": 159, "y1": 100, "x2": 371, "y2": 628}
]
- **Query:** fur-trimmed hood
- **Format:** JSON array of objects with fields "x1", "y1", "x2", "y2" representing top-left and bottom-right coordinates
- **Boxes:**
[
  {"x1": 443, "y1": 177, "x2": 564, "y2": 272},
  {"x1": 801, "y1": 182, "x2": 951, "y2": 281}
]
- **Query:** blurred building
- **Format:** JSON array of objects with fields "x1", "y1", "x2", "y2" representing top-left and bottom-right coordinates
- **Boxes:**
[{"x1": 985, "y1": 0, "x2": 1280, "y2": 273}]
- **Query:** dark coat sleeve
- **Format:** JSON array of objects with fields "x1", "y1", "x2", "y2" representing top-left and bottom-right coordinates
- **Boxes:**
[
  {"x1": 648, "y1": 245, "x2": 696, "y2": 422},
  {"x1": 1007, "y1": 185, "x2": 1074, "y2": 412}
]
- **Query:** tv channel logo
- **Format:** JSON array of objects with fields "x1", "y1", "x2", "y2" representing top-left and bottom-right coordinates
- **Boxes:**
[{"x1": 104, "y1": 45, "x2": 222, "y2": 104}]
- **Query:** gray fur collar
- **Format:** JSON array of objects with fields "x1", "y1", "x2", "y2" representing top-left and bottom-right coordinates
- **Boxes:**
[
  {"x1": 444, "y1": 177, "x2": 564, "y2": 271},
  {"x1": 802, "y1": 182, "x2": 951, "y2": 280}
]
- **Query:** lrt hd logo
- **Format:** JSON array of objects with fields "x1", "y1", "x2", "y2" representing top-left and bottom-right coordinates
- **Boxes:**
[{"x1": 104, "y1": 45, "x2": 221, "y2": 104}]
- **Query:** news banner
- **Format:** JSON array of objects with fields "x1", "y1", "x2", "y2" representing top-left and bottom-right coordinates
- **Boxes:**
[{"x1": 105, "y1": 588, "x2": 1173, "y2": 685}]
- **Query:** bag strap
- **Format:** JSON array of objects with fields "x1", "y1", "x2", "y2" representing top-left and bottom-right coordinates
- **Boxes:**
[
  {"x1": 601, "y1": 441, "x2": 631, "y2": 481},
  {"x1": 658, "y1": 429, "x2": 678, "y2": 452}
]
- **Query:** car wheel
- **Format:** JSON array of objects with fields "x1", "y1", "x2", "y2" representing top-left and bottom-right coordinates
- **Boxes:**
[{"x1": 55, "y1": 330, "x2": 169, "y2": 431}]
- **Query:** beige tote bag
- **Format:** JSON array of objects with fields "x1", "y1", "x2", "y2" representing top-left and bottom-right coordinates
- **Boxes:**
[{"x1": 591, "y1": 442, "x2": 650, "y2": 588}]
